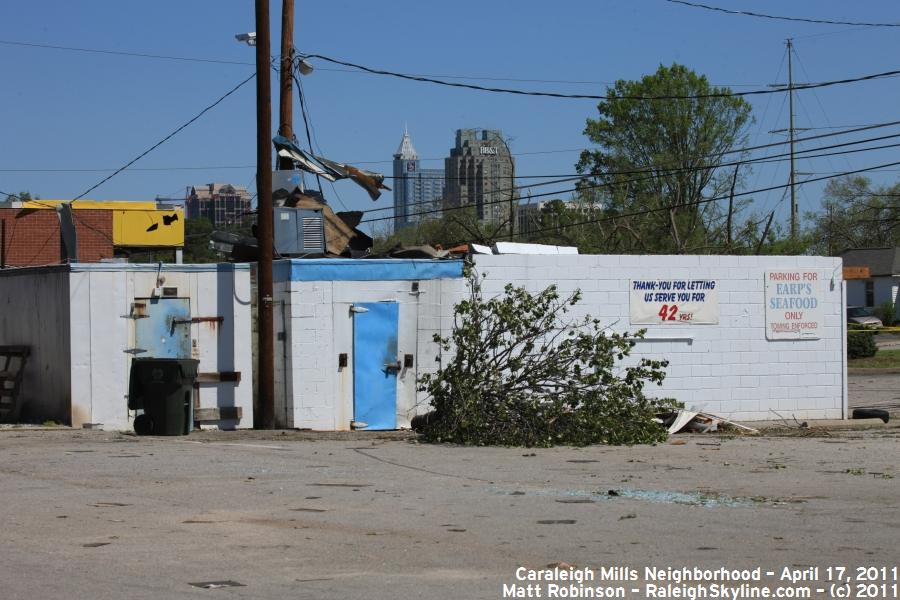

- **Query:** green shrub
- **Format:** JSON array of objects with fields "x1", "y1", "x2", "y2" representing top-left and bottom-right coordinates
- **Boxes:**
[
  {"x1": 874, "y1": 300, "x2": 896, "y2": 327},
  {"x1": 416, "y1": 274, "x2": 679, "y2": 447},
  {"x1": 848, "y1": 329, "x2": 878, "y2": 359}
]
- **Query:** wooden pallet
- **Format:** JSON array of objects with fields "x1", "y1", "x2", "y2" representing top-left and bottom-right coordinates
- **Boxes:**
[{"x1": 0, "y1": 346, "x2": 30, "y2": 423}]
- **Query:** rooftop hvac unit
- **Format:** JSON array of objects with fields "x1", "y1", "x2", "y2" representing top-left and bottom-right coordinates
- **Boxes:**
[{"x1": 274, "y1": 207, "x2": 326, "y2": 256}]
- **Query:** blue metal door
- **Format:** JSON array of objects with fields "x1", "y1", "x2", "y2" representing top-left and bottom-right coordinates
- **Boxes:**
[
  {"x1": 135, "y1": 298, "x2": 191, "y2": 358},
  {"x1": 352, "y1": 302, "x2": 399, "y2": 430}
]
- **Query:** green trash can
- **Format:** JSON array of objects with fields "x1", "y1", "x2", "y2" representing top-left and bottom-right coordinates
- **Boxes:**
[{"x1": 128, "y1": 358, "x2": 199, "y2": 435}]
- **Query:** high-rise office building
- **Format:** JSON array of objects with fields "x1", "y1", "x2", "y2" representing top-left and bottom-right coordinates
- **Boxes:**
[
  {"x1": 392, "y1": 127, "x2": 445, "y2": 230},
  {"x1": 444, "y1": 129, "x2": 516, "y2": 226}
]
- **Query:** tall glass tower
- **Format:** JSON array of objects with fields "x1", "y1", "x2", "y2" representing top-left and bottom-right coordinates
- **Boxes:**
[{"x1": 392, "y1": 127, "x2": 445, "y2": 230}]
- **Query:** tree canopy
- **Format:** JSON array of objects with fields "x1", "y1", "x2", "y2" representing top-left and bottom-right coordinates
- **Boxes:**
[
  {"x1": 577, "y1": 63, "x2": 754, "y2": 254},
  {"x1": 805, "y1": 176, "x2": 900, "y2": 255}
]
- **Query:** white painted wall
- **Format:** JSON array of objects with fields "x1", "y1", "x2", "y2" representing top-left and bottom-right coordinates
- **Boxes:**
[
  {"x1": 0, "y1": 269, "x2": 71, "y2": 423},
  {"x1": 274, "y1": 278, "x2": 447, "y2": 430},
  {"x1": 277, "y1": 254, "x2": 846, "y2": 429},
  {"x1": 468, "y1": 255, "x2": 846, "y2": 422},
  {"x1": 3, "y1": 265, "x2": 253, "y2": 430}
]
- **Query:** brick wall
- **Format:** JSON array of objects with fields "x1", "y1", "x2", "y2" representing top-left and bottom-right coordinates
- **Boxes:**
[{"x1": 0, "y1": 208, "x2": 113, "y2": 266}]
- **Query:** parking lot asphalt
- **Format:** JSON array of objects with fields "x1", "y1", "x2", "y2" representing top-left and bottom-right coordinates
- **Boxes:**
[{"x1": 1, "y1": 427, "x2": 898, "y2": 599}]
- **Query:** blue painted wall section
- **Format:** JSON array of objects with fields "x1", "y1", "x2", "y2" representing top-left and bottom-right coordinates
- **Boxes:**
[
  {"x1": 352, "y1": 301, "x2": 399, "y2": 430},
  {"x1": 135, "y1": 297, "x2": 191, "y2": 359},
  {"x1": 274, "y1": 258, "x2": 464, "y2": 282}
]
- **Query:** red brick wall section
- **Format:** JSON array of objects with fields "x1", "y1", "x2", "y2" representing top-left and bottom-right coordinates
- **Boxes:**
[{"x1": 0, "y1": 208, "x2": 113, "y2": 267}]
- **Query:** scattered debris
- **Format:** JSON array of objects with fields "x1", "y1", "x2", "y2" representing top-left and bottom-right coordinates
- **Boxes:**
[
  {"x1": 664, "y1": 409, "x2": 759, "y2": 435},
  {"x1": 492, "y1": 241, "x2": 579, "y2": 255},
  {"x1": 309, "y1": 483, "x2": 372, "y2": 488},
  {"x1": 82, "y1": 542, "x2": 110, "y2": 548},
  {"x1": 273, "y1": 136, "x2": 390, "y2": 200},
  {"x1": 846, "y1": 468, "x2": 866, "y2": 476},
  {"x1": 90, "y1": 502, "x2": 131, "y2": 508},
  {"x1": 188, "y1": 581, "x2": 246, "y2": 590},
  {"x1": 290, "y1": 508, "x2": 327, "y2": 513},
  {"x1": 619, "y1": 513, "x2": 637, "y2": 520},
  {"x1": 536, "y1": 519, "x2": 577, "y2": 525},
  {"x1": 556, "y1": 498, "x2": 596, "y2": 504}
]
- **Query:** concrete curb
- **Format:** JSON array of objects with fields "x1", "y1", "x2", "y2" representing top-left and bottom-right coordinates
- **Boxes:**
[{"x1": 741, "y1": 418, "x2": 895, "y2": 432}]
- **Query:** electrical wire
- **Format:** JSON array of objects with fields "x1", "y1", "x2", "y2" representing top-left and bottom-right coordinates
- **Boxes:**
[
  {"x1": 0, "y1": 39, "x2": 255, "y2": 65},
  {"x1": 664, "y1": 0, "x2": 900, "y2": 27},
  {"x1": 7, "y1": 120, "x2": 899, "y2": 176},
  {"x1": 0, "y1": 165, "x2": 257, "y2": 173},
  {"x1": 453, "y1": 159, "x2": 900, "y2": 244},
  {"x1": 361, "y1": 130, "x2": 900, "y2": 218},
  {"x1": 299, "y1": 51, "x2": 900, "y2": 100},
  {"x1": 71, "y1": 73, "x2": 255, "y2": 201}
]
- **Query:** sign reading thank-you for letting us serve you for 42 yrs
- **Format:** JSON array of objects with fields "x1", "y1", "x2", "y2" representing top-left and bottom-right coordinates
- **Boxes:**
[
  {"x1": 765, "y1": 270, "x2": 823, "y2": 340},
  {"x1": 630, "y1": 279, "x2": 719, "y2": 324}
]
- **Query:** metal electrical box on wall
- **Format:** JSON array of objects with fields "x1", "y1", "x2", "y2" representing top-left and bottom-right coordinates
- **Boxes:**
[{"x1": 274, "y1": 207, "x2": 325, "y2": 256}]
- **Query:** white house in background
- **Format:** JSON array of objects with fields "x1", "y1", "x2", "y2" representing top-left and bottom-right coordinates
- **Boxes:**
[{"x1": 840, "y1": 247, "x2": 900, "y2": 309}]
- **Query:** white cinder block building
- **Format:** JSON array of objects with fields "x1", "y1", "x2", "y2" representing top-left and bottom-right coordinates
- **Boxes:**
[
  {"x1": 272, "y1": 259, "x2": 464, "y2": 430},
  {"x1": 274, "y1": 254, "x2": 847, "y2": 430},
  {"x1": 0, "y1": 263, "x2": 253, "y2": 430}
]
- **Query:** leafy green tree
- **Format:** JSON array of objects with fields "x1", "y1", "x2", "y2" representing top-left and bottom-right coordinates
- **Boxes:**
[
  {"x1": 805, "y1": 176, "x2": 900, "y2": 255},
  {"x1": 373, "y1": 206, "x2": 508, "y2": 253},
  {"x1": 183, "y1": 217, "x2": 218, "y2": 263},
  {"x1": 417, "y1": 274, "x2": 678, "y2": 446},
  {"x1": 577, "y1": 64, "x2": 754, "y2": 254}
]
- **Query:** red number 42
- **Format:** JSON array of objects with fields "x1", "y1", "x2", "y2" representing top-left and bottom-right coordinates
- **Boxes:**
[{"x1": 658, "y1": 304, "x2": 678, "y2": 321}]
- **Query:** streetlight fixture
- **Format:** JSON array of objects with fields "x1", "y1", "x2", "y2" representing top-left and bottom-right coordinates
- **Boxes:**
[
  {"x1": 235, "y1": 32, "x2": 257, "y2": 46},
  {"x1": 297, "y1": 57, "x2": 313, "y2": 76}
]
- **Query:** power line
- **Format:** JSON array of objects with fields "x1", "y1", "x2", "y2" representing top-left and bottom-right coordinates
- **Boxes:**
[
  {"x1": 8, "y1": 119, "x2": 897, "y2": 176},
  {"x1": 480, "y1": 159, "x2": 900, "y2": 243},
  {"x1": 0, "y1": 165, "x2": 256, "y2": 173},
  {"x1": 299, "y1": 52, "x2": 900, "y2": 100},
  {"x1": 71, "y1": 73, "x2": 256, "y2": 201},
  {"x1": 0, "y1": 39, "x2": 255, "y2": 66},
  {"x1": 363, "y1": 129, "x2": 900, "y2": 219},
  {"x1": 312, "y1": 65, "x2": 768, "y2": 88},
  {"x1": 664, "y1": 0, "x2": 900, "y2": 27}
]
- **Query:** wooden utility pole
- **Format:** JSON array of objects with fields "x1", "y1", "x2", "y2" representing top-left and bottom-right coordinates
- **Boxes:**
[
  {"x1": 277, "y1": 0, "x2": 294, "y2": 171},
  {"x1": 787, "y1": 38, "x2": 797, "y2": 242},
  {"x1": 255, "y1": 0, "x2": 275, "y2": 429},
  {"x1": 726, "y1": 163, "x2": 739, "y2": 251}
]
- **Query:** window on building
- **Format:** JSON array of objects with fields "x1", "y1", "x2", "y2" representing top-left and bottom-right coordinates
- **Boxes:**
[{"x1": 865, "y1": 280, "x2": 875, "y2": 307}]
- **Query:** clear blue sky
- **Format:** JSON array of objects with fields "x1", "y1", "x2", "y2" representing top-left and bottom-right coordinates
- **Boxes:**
[{"x1": 1, "y1": 1, "x2": 898, "y2": 236}]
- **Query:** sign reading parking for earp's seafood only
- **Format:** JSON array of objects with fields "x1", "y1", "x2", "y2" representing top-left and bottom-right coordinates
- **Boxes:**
[
  {"x1": 765, "y1": 270, "x2": 823, "y2": 340},
  {"x1": 629, "y1": 279, "x2": 719, "y2": 324}
]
